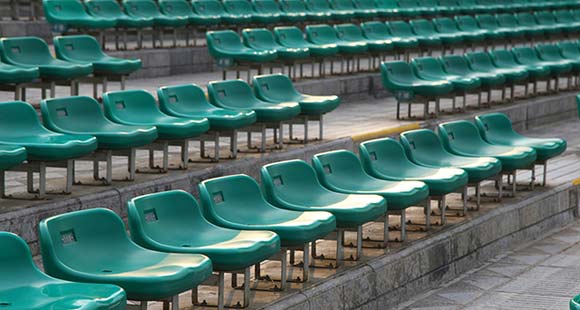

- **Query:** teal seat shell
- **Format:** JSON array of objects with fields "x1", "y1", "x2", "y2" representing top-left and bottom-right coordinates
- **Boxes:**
[
  {"x1": 85, "y1": 0, "x2": 153, "y2": 28},
  {"x1": 0, "y1": 145, "x2": 26, "y2": 170},
  {"x1": 274, "y1": 26, "x2": 339, "y2": 57},
  {"x1": 44, "y1": 0, "x2": 117, "y2": 29}
]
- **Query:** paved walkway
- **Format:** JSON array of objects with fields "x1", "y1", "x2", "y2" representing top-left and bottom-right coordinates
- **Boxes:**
[{"x1": 398, "y1": 220, "x2": 580, "y2": 310}]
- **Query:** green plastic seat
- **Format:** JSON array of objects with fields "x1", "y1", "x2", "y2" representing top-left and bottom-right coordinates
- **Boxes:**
[
  {"x1": 374, "y1": 0, "x2": 399, "y2": 17},
  {"x1": 207, "y1": 30, "x2": 278, "y2": 64},
  {"x1": 0, "y1": 101, "x2": 97, "y2": 161},
  {"x1": 252, "y1": 0, "x2": 282, "y2": 23},
  {"x1": 475, "y1": 112, "x2": 567, "y2": 162},
  {"x1": 158, "y1": 0, "x2": 208, "y2": 25},
  {"x1": 274, "y1": 26, "x2": 339, "y2": 57},
  {"x1": 475, "y1": 14, "x2": 516, "y2": 39},
  {"x1": 397, "y1": 0, "x2": 427, "y2": 16},
  {"x1": 558, "y1": 41, "x2": 580, "y2": 70},
  {"x1": 488, "y1": 49, "x2": 542, "y2": 79},
  {"x1": 440, "y1": 55, "x2": 505, "y2": 88},
  {"x1": 417, "y1": 0, "x2": 440, "y2": 15},
  {"x1": 122, "y1": 0, "x2": 188, "y2": 27},
  {"x1": 306, "y1": 24, "x2": 368, "y2": 54},
  {"x1": 43, "y1": 0, "x2": 117, "y2": 29},
  {"x1": 554, "y1": 10, "x2": 580, "y2": 32},
  {"x1": 190, "y1": 0, "x2": 229, "y2": 24},
  {"x1": 54, "y1": 35, "x2": 141, "y2": 76},
  {"x1": 410, "y1": 19, "x2": 463, "y2": 47},
  {"x1": 305, "y1": 0, "x2": 350, "y2": 20},
  {"x1": 261, "y1": 159, "x2": 387, "y2": 228},
  {"x1": 0, "y1": 145, "x2": 26, "y2": 170},
  {"x1": 199, "y1": 174, "x2": 337, "y2": 247},
  {"x1": 495, "y1": 13, "x2": 533, "y2": 38},
  {"x1": 278, "y1": 0, "x2": 309, "y2": 22},
  {"x1": 438, "y1": 120, "x2": 537, "y2": 172},
  {"x1": 433, "y1": 17, "x2": 485, "y2": 44},
  {"x1": 438, "y1": 0, "x2": 460, "y2": 14},
  {"x1": 534, "y1": 11, "x2": 566, "y2": 34},
  {"x1": 157, "y1": 84, "x2": 257, "y2": 131},
  {"x1": 208, "y1": 79, "x2": 301, "y2": 122},
  {"x1": 458, "y1": 0, "x2": 488, "y2": 13},
  {"x1": 0, "y1": 60, "x2": 39, "y2": 84},
  {"x1": 334, "y1": 23, "x2": 393, "y2": 52},
  {"x1": 242, "y1": 28, "x2": 310, "y2": 60},
  {"x1": 41, "y1": 96, "x2": 158, "y2": 150},
  {"x1": 454, "y1": 16, "x2": 490, "y2": 40},
  {"x1": 352, "y1": 0, "x2": 379, "y2": 18},
  {"x1": 0, "y1": 36, "x2": 92, "y2": 81},
  {"x1": 329, "y1": 0, "x2": 359, "y2": 19},
  {"x1": 400, "y1": 129, "x2": 502, "y2": 183},
  {"x1": 312, "y1": 150, "x2": 429, "y2": 209},
  {"x1": 253, "y1": 74, "x2": 340, "y2": 115},
  {"x1": 0, "y1": 232, "x2": 126, "y2": 310},
  {"x1": 571, "y1": 295, "x2": 580, "y2": 310},
  {"x1": 359, "y1": 138, "x2": 468, "y2": 197},
  {"x1": 127, "y1": 190, "x2": 280, "y2": 271},
  {"x1": 514, "y1": 13, "x2": 547, "y2": 36},
  {"x1": 222, "y1": 0, "x2": 256, "y2": 23},
  {"x1": 85, "y1": 0, "x2": 153, "y2": 28},
  {"x1": 512, "y1": 46, "x2": 570, "y2": 76},
  {"x1": 412, "y1": 57, "x2": 481, "y2": 92},
  {"x1": 39, "y1": 208, "x2": 213, "y2": 301},
  {"x1": 387, "y1": 20, "x2": 442, "y2": 48},
  {"x1": 535, "y1": 43, "x2": 578, "y2": 72},
  {"x1": 361, "y1": 21, "x2": 419, "y2": 50},
  {"x1": 102, "y1": 89, "x2": 209, "y2": 140},
  {"x1": 381, "y1": 61, "x2": 454, "y2": 99},
  {"x1": 465, "y1": 52, "x2": 528, "y2": 84}
]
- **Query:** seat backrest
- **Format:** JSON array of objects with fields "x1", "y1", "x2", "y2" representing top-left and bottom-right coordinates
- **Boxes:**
[
  {"x1": 489, "y1": 49, "x2": 519, "y2": 65},
  {"x1": 38, "y1": 208, "x2": 140, "y2": 275},
  {"x1": 252, "y1": 74, "x2": 301, "y2": 102},
  {"x1": 123, "y1": 0, "x2": 162, "y2": 18},
  {"x1": 512, "y1": 46, "x2": 540, "y2": 61},
  {"x1": 311, "y1": 150, "x2": 374, "y2": 189},
  {"x1": 40, "y1": 96, "x2": 111, "y2": 131},
  {"x1": 438, "y1": 120, "x2": 487, "y2": 151},
  {"x1": 418, "y1": 0, "x2": 437, "y2": 8},
  {"x1": 554, "y1": 10, "x2": 575, "y2": 23},
  {"x1": 261, "y1": 159, "x2": 336, "y2": 204},
  {"x1": 475, "y1": 14, "x2": 499, "y2": 28},
  {"x1": 242, "y1": 28, "x2": 278, "y2": 49},
  {"x1": 399, "y1": 129, "x2": 450, "y2": 163},
  {"x1": 0, "y1": 232, "x2": 47, "y2": 287},
  {"x1": 410, "y1": 19, "x2": 437, "y2": 35},
  {"x1": 198, "y1": 174, "x2": 279, "y2": 224},
  {"x1": 206, "y1": 30, "x2": 245, "y2": 54},
  {"x1": 43, "y1": 0, "x2": 90, "y2": 24},
  {"x1": 0, "y1": 101, "x2": 52, "y2": 137},
  {"x1": 192, "y1": 0, "x2": 228, "y2": 15},
  {"x1": 412, "y1": 56, "x2": 446, "y2": 76},
  {"x1": 515, "y1": 12, "x2": 539, "y2": 26},
  {"x1": 207, "y1": 80, "x2": 257, "y2": 109},
  {"x1": 361, "y1": 21, "x2": 391, "y2": 39},
  {"x1": 85, "y1": 0, "x2": 126, "y2": 18},
  {"x1": 374, "y1": 0, "x2": 398, "y2": 9},
  {"x1": 54, "y1": 35, "x2": 106, "y2": 62},
  {"x1": 0, "y1": 37, "x2": 55, "y2": 66},
  {"x1": 330, "y1": 0, "x2": 355, "y2": 10},
  {"x1": 253, "y1": 0, "x2": 282, "y2": 13},
  {"x1": 157, "y1": 84, "x2": 214, "y2": 116},
  {"x1": 438, "y1": 0, "x2": 458, "y2": 8},
  {"x1": 535, "y1": 43, "x2": 563, "y2": 59},
  {"x1": 432, "y1": 17, "x2": 459, "y2": 33},
  {"x1": 534, "y1": 11, "x2": 557, "y2": 24},
  {"x1": 358, "y1": 138, "x2": 418, "y2": 177},
  {"x1": 102, "y1": 89, "x2": 165, "y2": 122},
  {"x1": 306, "y1": 24, "x2": 339, "y2": 44},
  {"x1": 127, "y1": 190, "x2": 224, "y2": 248},
  {"x1": 454, "y1": 15, "x2": 481, "y2": 30},
  {"x1": 495, "y1": 13, "x2": 519, "y2": 27},
  {"x1": 158, "y1": 0, "x2": 193, "y2": 16},
  {"x1": 279, "y1": 0, "x2": 308, "y2": 12},
  {"x1": 223, "y1": 0, "x2": 254, "y2": 14},
  {"x1": 305, "y1": 0, "x2": 333, "y2": 10},
  {"x1": 557, "y1": 41, "x2": 580, "y2": 58},
  {"x1": 353, "y1": 0, "x2": 376, "y2": 10},
  {"x1": 274, "y1": 26, "x2": 307, "y2": 46},
  {"x1": 474, "y1": 112, "x2": 519, "y2": 140},
  {"x1": 440, "y1": 54, "x2": 471, "y2": 74},
  {"x1": 386, "y1": 21, "x2": 415, "y2": 36},
  {"x1": 380, "y1": 61, "x2": 416, "y2": 85},
  {"x1": 334, "y1": 23, "x2": 365, "y2": 41},
  {"x1": 397, "y1": 0, "x2": 419, "y2": 9},
  {"x1": 465, "y1": 51, "x2": 495, "y2": 69}
]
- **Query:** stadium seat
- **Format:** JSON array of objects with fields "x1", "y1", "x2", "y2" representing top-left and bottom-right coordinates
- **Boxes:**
[
  {"x1": 85, "y1": 0, "x2": 154, "y2": 28},
  {"x1": 495, "y1": 13, "x2": 535, "y2": 39},
  {"x1": 496, "y1": 49, "x2": 550, "y2": 95},
  {"x1": 359, "y1": 137, "x2": 468, "y2": 198},
  {"x1": 400, "y1": 129, "x2": 502, "y2": 208},
  {"x1": 0, "y1": 36, "x2": 92, "y2": 97},
  {"x1": 43, "y1": 0, "x2": 116, "y2": 30},
  {"x1": 514, "y1": 13, "x2": 547, "y2": 37},
  {"x1": 158, "y1": 0, "x2": 213, "y2": 28},
  {"x1": 123, "y1": 0, "x2": 188, "y2": 28},
  {"x1": 274, "y1": 26, "x2": 339, "y2": 59},
  {"x1": 261, "y1": 159, "x2": 387, "y2": 254},
  {"x1": 190, "y1": 0, "x2": 229, "y2": 24},
  {"x1": 208, "y1": 79, "x2": 301, "y2": 150},
  {"x1": 305, "y1": 0, "x2": 350, "y2": 20},
  {"x1": 380, "y1": 61, "x2": 453, "y2": 119},
  {"x1": 0, "y1": 59, "x2": 39, "y2": 99},
  {"x1": 352, "y1": 0, "x2": 379, "y2": 18},
  {"x1": 535, "y1": 43, "x2": 577, "y2": 89},
  {"x1": 242, "y1": 28, "x2": 310, "y2": 65},
  {"x1": 278, "y1": 0, "x2": 309, "y2": 22},
  {"x1": 438, "y1": 0, "x2": 461, "y2": 14},
  {"x1": 0, "y1": 232, "x2": 126, "y2": 310},
  {"x1": 222, "y1": 0, "x2": 255, "y2": 24},
  {"x1": 312, "y1": 150, "x2": 430, "y2": 238},
  {"x1": 553, "y1": 10, "x2": 580, "y2": 32},
  {"x1": 465, "y1": 52, "x2": 528, "y2": 101},
  {"x1": 454, "y1": 16, "x2": 490, "y2": 43},
  {"x1": 387, "y1": 20, "x2": 442, "y2": 51},
  {"x1": 38, "y1": 208, "x2": 213, "y2": 307},
  {"x1": 329, "y1": 0, "x2": 360, "y2": 19},
  {"x1": 512, "y1": 46, "x2": 570, "y2": 92},
  {"x1": 410, "y1": 19, "x2": 463, "y2": 52},
  {"x1": 397, "y1": 0, "x2": 426, "y2": 17},
  {"x1": 476, "y1": 14, "x2": 520, "y2": 41},
  {"x1": 534, "y1": 11, "x2": 566, "y2": 35},
  {"x1": 438, "y1": 120, "x2": 537, "y2": 194},
  {"x1": 199, "y1": 174, "x2": 336, "y2": 282},
  {"x1": 127, "y1": 190, "x2": 280, "y2": 308},
  {"x1": 571, "y1": 295, "x2": 580, "y2": 310},
  {"x1": 557, "y1": 41, "x2": 580, "y2": 78},
  {"x1": 475, "y1": 112, "x2": 567, "y2": 185},
  {"x1": 305, "y1": 24, "x2": 368, "y2": 73},
  {"x1": 253, "y1": 74, "x2": 339, "y2": 141},
  {"x1": 157, "y1": 83, "x2": 256, "y2": 160},
  {"x1": 361, "y1": 21, "x2": 419, "y2": 57},
  {"x1": 102, "y1": 89, "x2": 210, "y2": 169},
  {"x1": 334, "y1": 23, "x2": 394, "y2": 62},
  {"x1": 252, "y1": 0, "x2": 282, "y2": 23},
  {"x1": 411, "y1": 56, "x2": 481, "y2": 111},
  {"x1": 373, "y1": 0, "x2": 399, "y2": 17},
  {"x1": 0, "y1": 145, "x2": 27, "y2": 197},
  {"x1": 40, "y1": 96, "x2": 158, "y2": 183}
]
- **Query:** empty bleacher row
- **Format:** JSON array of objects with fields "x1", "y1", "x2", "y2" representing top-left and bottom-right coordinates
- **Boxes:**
[
  {"x1": 42, "y1": 0, "x2": 580, "y2": 49},
  {"x1": 0, "y1": 112, "x2": 567, "y2": 309},
  {"x1": 0, "y1": 74, "x2": 339, "y2": 198}
]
